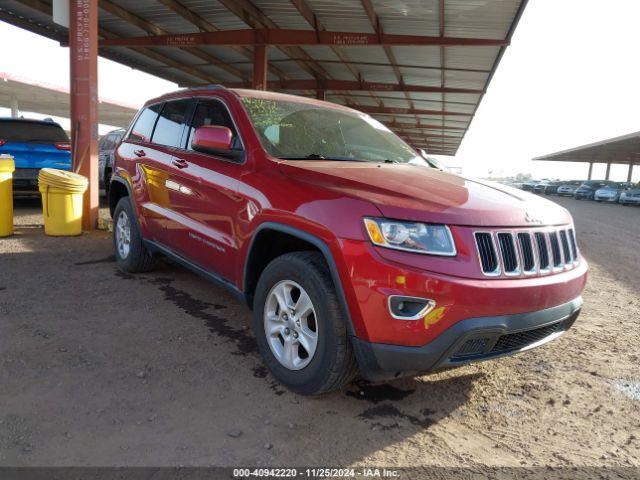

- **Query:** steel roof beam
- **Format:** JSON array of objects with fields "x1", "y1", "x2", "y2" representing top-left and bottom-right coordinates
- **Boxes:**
[
  {"x1": 98, "y1": 0, "x2": 247, "y2": 81},
  {"x1": 216, "y1": 0, "x2": 331, "y2": 81},
  {"x1": 11, "y1": 0, "x2": 215, "y2": 85},
  {"x1": 347, "y1": 104, "x2": 473, "y2": 117},
  {"x1": 221, "y1": 79, "x2": 482, "y2": 95},
  {"x1": 156, "y1": 0, "x2": 288, "y2": 81},
  {"x1": 289, "y1": 0, "x2": 372, "y2": 106},
  {"x1": 98, "y1": 28, "x2": 509, "y2": 48}
]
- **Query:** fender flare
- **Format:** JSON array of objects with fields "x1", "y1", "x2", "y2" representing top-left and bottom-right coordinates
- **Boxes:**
[{"x1": 243, "y1": 222, "x2": 357, "y2": 337}]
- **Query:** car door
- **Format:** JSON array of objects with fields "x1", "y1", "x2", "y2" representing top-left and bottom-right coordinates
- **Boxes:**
[
  {"x1": 163, "y1": 97, "x2": 244, "y2": 283},
  {"x1": 117, "y1": 102, "x2": 171, "y2": 242}
]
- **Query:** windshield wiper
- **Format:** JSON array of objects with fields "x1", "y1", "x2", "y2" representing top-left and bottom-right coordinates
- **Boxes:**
[{"x1": 279, "y1": 154, "x2": 366, "y2": 162}]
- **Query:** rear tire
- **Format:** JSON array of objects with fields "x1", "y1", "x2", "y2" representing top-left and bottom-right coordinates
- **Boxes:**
[
  {"x1": 252, "y1": 251, "x2": 358, "y2": 395},
  {"x1": 113, "y1": 196, "x2": 156, "y2": 273}
]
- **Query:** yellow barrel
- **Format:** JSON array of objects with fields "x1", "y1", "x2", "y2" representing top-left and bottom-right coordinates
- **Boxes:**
[
  {"x1": 38, "y1": 168, "x2": 88, "y2": 236},
  {"x1": 0, "y1": 155, "x2": 15, "y2": 237}
]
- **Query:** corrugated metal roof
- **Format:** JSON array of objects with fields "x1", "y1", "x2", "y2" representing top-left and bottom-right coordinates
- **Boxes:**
[
  {"x1": 534, "y1": 132, "x2": 640, "y2": 165},
  {"x1": 0, "y1": 0, "x2": 528, "y2": 155}
]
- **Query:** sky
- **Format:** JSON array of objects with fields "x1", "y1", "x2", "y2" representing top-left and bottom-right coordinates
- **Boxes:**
[{"x1": 0, "y1": 0, "x2": 639, "y2": 181}]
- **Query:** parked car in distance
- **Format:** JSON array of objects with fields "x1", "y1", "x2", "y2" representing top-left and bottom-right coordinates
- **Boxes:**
[
  {"x1": 574, "y1": 180, "x2": 613, "y2": 200},
  {"x1": 0, "y1": 118, "x2": 71, "y2": 193},
  {"x1": 594, "y1": 182, "x2": 631, "y2": 203},
  {"x1": 543, "y1": 181, "x2": 565, "y2": 195},
  {"x1": 618, "y1": 183, "x2": 640, "y2": 205},
  {"x1": 533, "y1": 180, "x2": 551, "y2": 194},
  {"x1": 520, "y1": 180, "x2": 540, "y2": 192},
  {"x1": 109, "y1": 87, "x2": 587, "y2": 395},
  {"x1": 556, "y1": 180, "x2": 583, "y2": 196},
  {"x1": 98, "y1": 128, "x2": 126, "y2": 194}
]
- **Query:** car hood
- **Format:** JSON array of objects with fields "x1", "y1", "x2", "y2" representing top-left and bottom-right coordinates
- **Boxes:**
[{"x1": 277, "y1": 161, "x2": 572, "y2": 227}]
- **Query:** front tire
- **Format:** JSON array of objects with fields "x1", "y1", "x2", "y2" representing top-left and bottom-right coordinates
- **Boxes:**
[
  {"x1": 252, "y1": 252, "x2": 358, "y2": 395},
  {"x1": 113, "y1": 196, "x2": 156, "y2": 273}
]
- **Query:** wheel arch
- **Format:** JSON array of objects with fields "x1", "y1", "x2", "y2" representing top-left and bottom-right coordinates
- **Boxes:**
[{"x1": 243, "y1": 222, "x2": 356, "y2": 337}]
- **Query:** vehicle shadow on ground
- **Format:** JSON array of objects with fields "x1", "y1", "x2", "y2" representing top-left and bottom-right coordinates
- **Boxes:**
[{"x1": 2, "y1": 226, "x2": 482, "y2": 465}]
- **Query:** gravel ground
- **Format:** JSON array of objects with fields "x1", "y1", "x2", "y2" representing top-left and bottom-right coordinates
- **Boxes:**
[{"x1": 0, "y1": 195, "x2": 638, "y2": 473}]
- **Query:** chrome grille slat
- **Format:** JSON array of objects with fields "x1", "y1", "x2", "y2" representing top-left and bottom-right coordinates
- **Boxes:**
[
  {"x1": 497, "y1": 232, "x2": 519, "y2": 274},
  {"x1": 517, "y1": 232, "x2": 535, "y2": 273},
  {"x1": 534, "y1": 231, "x2": 550, "y2": 271},
  {"x1": 474, "y1": 232, "x2": 500, "y2": 275},
  {"x1": 549, "y1": 231, "x2": 562, "y2": 268},
  {"x1": 475, "y1": 226, "x2": 579, "y2": 277},
  {"x1": 559, "y1": 230, "x2": 571, "y2": 265}
]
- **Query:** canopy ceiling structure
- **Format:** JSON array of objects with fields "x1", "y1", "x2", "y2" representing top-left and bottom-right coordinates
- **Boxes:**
[
  {"x1": 534, "y1": 132, "x2": 640, "y2": 181},
  {"x1": 0, "y1": 0, "x2": 528, "y2": 156},
  {"x1": 0, "y1": 72, "x2": 138, "y2": 128}
]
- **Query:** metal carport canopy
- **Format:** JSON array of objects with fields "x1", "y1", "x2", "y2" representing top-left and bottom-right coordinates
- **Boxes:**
[
  {"x1": 0, "y1": 72, "x2": 137, "y2": 129},
  {"x1": 0, "y1": 0, "x2": 528, "y2": 157},
  {"x1": 533, "y1": 131, "x2": 640, "y2": 181}
]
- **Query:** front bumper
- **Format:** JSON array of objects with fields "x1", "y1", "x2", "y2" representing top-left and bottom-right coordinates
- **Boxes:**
[
  {"x1": 353, "y1": 297, "x2": 582, "y2": 381},
  {"x1": 620, "y1": 196, "x2": 640, "y2": 204}
]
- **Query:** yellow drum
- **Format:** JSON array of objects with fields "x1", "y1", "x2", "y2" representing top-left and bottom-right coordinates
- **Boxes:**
[
  {"x1": 38, "y1": 168, "x2": 88, "y2": 236},
  {"x1": 0, "y1": 155, "x2": 15, "y2": 237}
]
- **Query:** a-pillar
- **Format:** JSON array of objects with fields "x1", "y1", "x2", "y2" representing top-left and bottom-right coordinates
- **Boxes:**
[
  {"x1": 587, "y1": 162, "x2": 593, "y2": 180},
  {"x1": 69, "y1": 0, "x2": 99, "y2": 230},
  {"x1": 605, "y1": 162, "x2": 611, "y2": 180},
  {"x1": 252, "y1": 45, "x2": 268, "y2": 90}
]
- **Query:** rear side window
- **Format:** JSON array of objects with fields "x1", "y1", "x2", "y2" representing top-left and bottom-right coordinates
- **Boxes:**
[
  {"x1": 128, "y1": 104, "x2": 162, "y2": 143},
  {"x1": 186, "y1": 99, "x2": 237, "y2": 150},
  {"x1": 152, "y1": 99, "x2": 191, "y2": 148},
  {"x1": 0, "y1": 121, "x2": 68, "y2": 142}
]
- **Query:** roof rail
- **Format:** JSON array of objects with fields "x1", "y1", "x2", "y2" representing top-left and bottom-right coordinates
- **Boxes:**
[{"x1": 185, "y1": 84, "x2": 227, "y2": 91}]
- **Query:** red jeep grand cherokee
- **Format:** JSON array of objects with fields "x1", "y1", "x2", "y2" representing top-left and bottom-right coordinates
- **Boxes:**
[{"x1": 109, "y1": 87, "x2": 587, "y2": 395}]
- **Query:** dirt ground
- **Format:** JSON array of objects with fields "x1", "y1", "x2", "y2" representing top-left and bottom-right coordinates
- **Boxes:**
[{"x1": 1, "y1": 195, "x2": 639, "y2": 473}]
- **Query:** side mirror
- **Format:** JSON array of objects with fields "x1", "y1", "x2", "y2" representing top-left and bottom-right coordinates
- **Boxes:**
[{"x1": 192, "y1": 126, "x2": 241, "y2": 159}]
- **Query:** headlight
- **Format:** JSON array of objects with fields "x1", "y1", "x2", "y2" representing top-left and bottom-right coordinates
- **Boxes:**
[{"x1": 364, "y1": 218, "x2": 456, "y2": 256}]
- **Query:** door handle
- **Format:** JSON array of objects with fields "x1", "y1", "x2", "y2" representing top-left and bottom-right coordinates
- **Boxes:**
[
  {"x1": 172, "y1": 159, "x2": 188, "y2": 169},
  {"x1": 133, "y1": 149, "x2": 146, "y2": 157}
]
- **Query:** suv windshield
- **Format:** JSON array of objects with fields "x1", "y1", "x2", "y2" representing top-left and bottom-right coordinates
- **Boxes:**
[
  {"x1": 240, "y1": 96, "x2": 420, "y2": 163},
  {"x1": 0, "y1": 120, "x2": 68, "y2": 142}
]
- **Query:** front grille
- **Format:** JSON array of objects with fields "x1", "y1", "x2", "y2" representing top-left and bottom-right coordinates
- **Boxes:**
[
  {"x1": 490, "y1": 323, "x2": 561, "y2": 354},
  {"x1": 475, "y1": 227, "x2": 579, "y2": 277}
]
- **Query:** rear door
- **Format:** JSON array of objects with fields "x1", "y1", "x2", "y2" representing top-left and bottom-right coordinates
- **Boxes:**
[
  {"x1": 117, "y1": 102, "x2": 169, "y2": 241},
  {"x1": 163, "y1": 97, "x2": 244, "y2": 282}
]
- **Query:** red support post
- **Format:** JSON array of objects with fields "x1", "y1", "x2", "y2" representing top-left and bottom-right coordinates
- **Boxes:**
[
  {"x1": 252, "y1": 45, "x2": 268, "y2": 90},
  {"x1": 69, "y1": 0, "x2": 99, "y2": 230},
  {"x1": 316, "y1": 90, "x2": 326, "y2": 101}
]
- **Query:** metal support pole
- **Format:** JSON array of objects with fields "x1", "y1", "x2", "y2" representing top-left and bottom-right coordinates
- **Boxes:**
[
  {"x1": 605, "y1": 162, "x2": 611, "y2": 180},
  {"x1": 69, "y1": 0, "x2": 99, "y2": 230},
  {"x1": 628, "y1": 163, "x2": 635, "y2": 183},
  {"x1": 587, "y1": 162, "x2": 593, "y2": 180},
  {"x1": 252, "y1": 45, "x2": 268, "y2": 90},
  {"x1": 10, "y1": 97, "x2": 19, "y2": 118},
  {"x1": 316, "y1": 90, "x2": 326, "y2": 101}
]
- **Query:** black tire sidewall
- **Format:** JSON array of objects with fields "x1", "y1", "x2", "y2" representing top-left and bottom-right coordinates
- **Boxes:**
[
  {"x1": 252, "y1": 254, "x2": 345, "y2": 394},
  {"x1": 112, "y1": 196, "x2": 150, "y2": 272}
]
